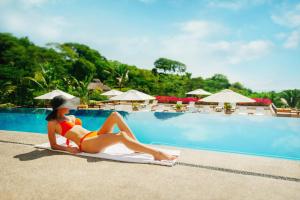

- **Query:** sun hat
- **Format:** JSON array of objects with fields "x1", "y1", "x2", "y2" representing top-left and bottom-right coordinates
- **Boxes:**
[{"x1": 45, "y1": 95, "x2": 77, "y2": 121}]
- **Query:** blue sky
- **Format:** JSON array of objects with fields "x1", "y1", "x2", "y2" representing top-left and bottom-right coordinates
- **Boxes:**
[{"x1": 0, "y1": 0, "x2": 299, "y2": 91}]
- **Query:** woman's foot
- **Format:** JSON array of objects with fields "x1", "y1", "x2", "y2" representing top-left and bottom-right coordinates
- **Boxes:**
[{"x1": 153, "y1": 151, "x2": 177, "y2": 161}]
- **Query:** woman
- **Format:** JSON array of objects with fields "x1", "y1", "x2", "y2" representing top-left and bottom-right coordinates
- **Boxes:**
[{"x1": 46, "y1": 95, "x2": 177, "y2": 161}]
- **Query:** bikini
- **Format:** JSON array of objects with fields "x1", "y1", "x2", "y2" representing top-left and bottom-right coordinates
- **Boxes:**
[{"x1": 58, "y1": 117, "x2": 98, "y2": 151}]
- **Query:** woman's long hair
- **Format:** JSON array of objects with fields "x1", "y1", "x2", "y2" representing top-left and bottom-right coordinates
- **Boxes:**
[{"x1": 45, "y1": 109, "x2": 58, "y2": 121}]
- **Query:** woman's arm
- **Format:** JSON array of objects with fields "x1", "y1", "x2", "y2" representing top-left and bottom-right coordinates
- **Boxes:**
[
  {"x1": 69, "y1": 115, "x2": 76, "y2": 123},
  {"x1": 47, "y1": 121, "x2": 79, "y2": 154}
]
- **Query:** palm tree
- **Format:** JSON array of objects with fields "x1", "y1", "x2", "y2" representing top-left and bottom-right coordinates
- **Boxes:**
[
  {"x1": 23, "y1": 62, "x2": 58, "y2": 92},
  {"x1": 69, "y1": 75, "x2": 93, "y2": 104},
  {"x1": 280, "y1": 89, "x2": 300, "y2": 108},
  {"x1": 115, "y1": 64, "x2": 129, "y2": 90},
  {"x1": 0, "y1": 81, "x2": 17, "y2": 103}
]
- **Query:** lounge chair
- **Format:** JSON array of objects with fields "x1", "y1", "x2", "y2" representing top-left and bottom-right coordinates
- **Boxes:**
[
  {"x1": 152, "y1": 100, "x2": 158, "y2": 106},
  {"x1": 150, "y1": 100, "x2": 158, "y2": 111},
  {"x1": 238, "y1": 106, "x2": 248, "y2": 115},
  {"x1": 140, "y1": 104, "x2": 152, "y2": 112},
  {"x1": 215, "y1": 102, "x2": 224, "y2": 112},
  {"x1": 115, "y1": 104, "x2": 132, "y2": 112},
  {"x1": 186, "y1": 102, "x2": 197, "y2": 113},
  {"x1": 254, "y1": 107, "x2": 265, "y2": 116},
  {"x1": 153, "y1": 104, "x2": 167, "y2": 112},
  {"x1": 102, "y1": 103, "x2": 114, "y2": 110},
  {"x1": 230, "y1": 103, "x2": 237, "y2": 112},
  {"x1": 200, "y1": 105, "x2": 211, "y2": 113},
  {"x1": 77, "y1": 104, "x2": 88, "y2": 110},
  {"x1": 141, "y1": 99, "x2": 150, "y2": 108}
]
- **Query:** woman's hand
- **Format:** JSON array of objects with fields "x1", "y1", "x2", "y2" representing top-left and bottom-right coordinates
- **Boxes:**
[{"x1": 67, "y1": 146, "x2": 81, "y2": 154}]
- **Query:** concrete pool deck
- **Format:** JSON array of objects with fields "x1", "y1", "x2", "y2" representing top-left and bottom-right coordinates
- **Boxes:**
[{"x1": 0, "y1": 130, "x2": 299, "y2": 200}]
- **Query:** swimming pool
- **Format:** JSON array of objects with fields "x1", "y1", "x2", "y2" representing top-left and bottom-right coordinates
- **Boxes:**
[{"x1": 1, "y1": 108, "x2": 300, "y2": 160}]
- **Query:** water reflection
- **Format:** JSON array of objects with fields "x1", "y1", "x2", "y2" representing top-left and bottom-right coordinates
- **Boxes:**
[{"x1": 153, "y1": 112, "x2": 184, "y2": 120}]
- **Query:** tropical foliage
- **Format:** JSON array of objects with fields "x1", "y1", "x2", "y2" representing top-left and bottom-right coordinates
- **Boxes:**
[{"x1": 0, "y1": 33, "x2": 299, "y2": 108}]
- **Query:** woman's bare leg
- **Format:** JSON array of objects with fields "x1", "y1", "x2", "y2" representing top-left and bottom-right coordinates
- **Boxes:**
[
  {"x1": 83, "y1": 131, "x2": 176, "y2": 161},
  {"x1": 97, "y1": 112, "x2": 138, "y2": 141},
  {"x1": 112, "y1": 112, "x2": 138, "y2": 140}
]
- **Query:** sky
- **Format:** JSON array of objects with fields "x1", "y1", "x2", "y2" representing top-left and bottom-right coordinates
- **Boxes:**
[{"x1": 0, "y1": 0, "x2": 299, "y2": 91}]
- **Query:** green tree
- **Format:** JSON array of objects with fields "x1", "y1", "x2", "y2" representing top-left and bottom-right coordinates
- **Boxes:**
[
  {"x1": 186, "y1": 77, "x2": 204, "y2": 92},
  {"x1": 70, "y1": 58, "x2": 96, "y2": 81},
  {"x1": 23, "y1": 63, "x2": 60, "y2": 92},
  {"x1": 204, "y1": 74, "x2": 230, "y2": 92},
  {"x1": 280, "y1": 89, "x2": 300, "y2": 108},
  {"x1": 109, "y1": 61, "x2": 129, "y2": 90},
  {"x1": 1, "y1": 33, "x2": 299, "y2": 108},
  {"x1": 58, "y1": 43, "x2": 111, "y2": 81},
  {"x1": 70, "y1": 76, "x2": 93, "y2": 104},
  {"x1": 153, "y1": 58, "x2": 186, "y2": 74}
]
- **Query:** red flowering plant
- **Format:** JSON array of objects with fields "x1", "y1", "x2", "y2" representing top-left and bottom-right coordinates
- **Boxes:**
[
  {"x1": 238, "y1": 98, "x2": 272, "y2": 106},
  {"x1": 252, "y1": 98, "x2": 272, "y2": 106},
  {"x1": 156, "y1": 96, "x2": 199, "y2": 104}
]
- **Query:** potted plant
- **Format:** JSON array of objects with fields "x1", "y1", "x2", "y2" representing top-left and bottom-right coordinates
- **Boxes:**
[
  {"x1": 132, "y1": 102, "x2": 139, "y2": 111},
  {"x1": 224, "y1": 103, "x2": 232, "y2": 114},
  {"x1": 88, "y1": 100, "x2": 97, "y2": 108},
  {"x1": 175, "y1": 103, "x2": 183, "y2": 112}
]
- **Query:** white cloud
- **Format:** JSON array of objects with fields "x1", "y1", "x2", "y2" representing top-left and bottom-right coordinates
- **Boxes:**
[
  {"x1": 207, "y1": 0, "x2": 269, "y2": 11},
  {"x1": 271, "y1": 3, "x2": 300, "y2": 49},
  {"x1": 87, "y1": 20, "x2": 273, "y2": 91},
  {"x1": 0, "y1": 0, "x2": 282, "y2": 91},
  {"x1": 225, "y1": 40, "x2": 273, "y2": 64},
  {"x1": 159, "y1": 21, "x2": 272, "y2": 66},
  {"x1": 283, "y1": 30, "x2": 300, "y2": 49},
  {"x1": 0, "y1": 9, "x2": 68, "y2": 42},
  {"x1": 271, "y1": 3, "x2": 300, "y2": 28},
  {"x1": 178, "y1": 20, "x2": 226, "y2": 39}
]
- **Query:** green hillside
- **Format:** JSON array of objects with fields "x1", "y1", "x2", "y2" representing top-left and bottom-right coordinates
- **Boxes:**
[{"x1": 0, "y1": 33, "x2": 299, "y2": 108}]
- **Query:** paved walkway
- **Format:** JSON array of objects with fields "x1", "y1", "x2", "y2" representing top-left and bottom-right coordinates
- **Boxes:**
[{"x1": 0, "y1": 130, "x2": 299, "y2": 200}]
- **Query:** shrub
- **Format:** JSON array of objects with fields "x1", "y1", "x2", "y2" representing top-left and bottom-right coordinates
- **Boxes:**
[
  {"x1": 224, "y1": 103, "x2": 232, "y2": 112},
  {"x1": 88, "y1": 100, "x2": 97, "y2": 106},
  {"x1": 0, "y1": 103, "x2": 16, "y2": 108},
  {"x1": 252, "y1": 98, "x2": 272, "y2": 105},
  {"x1": 175, "y1": 103, "x2": 183, "y2": 111},
  {"x1": 132, "y1": 103, "x2": 140, "y2": 111}
]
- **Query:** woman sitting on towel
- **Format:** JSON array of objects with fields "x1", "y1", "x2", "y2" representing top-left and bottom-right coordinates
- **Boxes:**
[{"x1": 46, "y1": 95, "x2": 176, "y2": 161}]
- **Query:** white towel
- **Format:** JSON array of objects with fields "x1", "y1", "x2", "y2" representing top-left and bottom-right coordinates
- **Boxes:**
[{"x1": 34, "y1": 136, "x2": 180, "y2": 166}]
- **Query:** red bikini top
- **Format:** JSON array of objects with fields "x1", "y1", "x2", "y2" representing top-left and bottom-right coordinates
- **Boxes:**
[{"x1": 58, "y1": 117, "x2": 82, "y2": 137}]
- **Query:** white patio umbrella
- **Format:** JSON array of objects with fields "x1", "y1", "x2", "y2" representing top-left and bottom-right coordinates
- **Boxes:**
[
  {"x1": 186, "y1": 89, "x2": 212, "y2": 96},
  {"x1": 199, "y1": 89, "x2": 255, "y2": 103},
  {"x1": 34, "y1": 89, "x2": 75, "y2": 100},
  {"x1": 109, "y1": 90, "x2": 155, "y2": 101},
  {"x1": 101, "y1": 89, "x2": 124, "y2": 97}
]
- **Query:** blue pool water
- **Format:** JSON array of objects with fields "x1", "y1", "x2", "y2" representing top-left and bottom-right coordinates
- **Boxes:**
[{"x1": 0, "y1": 108, "x2": 300, "y2": 160}]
